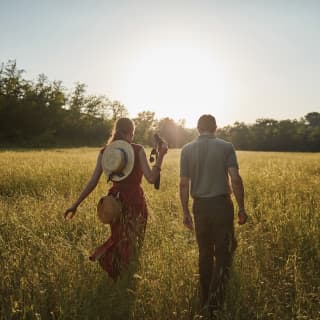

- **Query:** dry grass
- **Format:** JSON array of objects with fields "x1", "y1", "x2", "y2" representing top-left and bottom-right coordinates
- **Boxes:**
[{"x1": 0, "y1": 149, "x2": 319, "y2": 319}]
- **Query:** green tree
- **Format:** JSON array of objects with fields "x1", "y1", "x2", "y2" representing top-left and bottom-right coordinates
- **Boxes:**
[
  {"x1": 305, "y1": 112, "x2": 320, "y2": 127},
  {"x1": 133, "y1": 111, "x2": 158, "y2": 145},
  {"x1": 109, "y1": 100, "x2": 128, "y2": 121},
  {"x1": 69, "y1": 82, "x2": 86, "y2": 114}
]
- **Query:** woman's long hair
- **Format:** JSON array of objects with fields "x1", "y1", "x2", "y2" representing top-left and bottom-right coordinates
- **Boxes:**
[{"x1": 107, "y1": 118, "x2": 135, "y2": 145}]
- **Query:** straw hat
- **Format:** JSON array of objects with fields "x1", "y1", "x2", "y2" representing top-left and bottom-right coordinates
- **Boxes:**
[
  {"x1": 101, "y1": 140, "x2": 135, "y2": 182},
  {"x1": 97, "y1": 195, "x2": 122, "y2": 224}
]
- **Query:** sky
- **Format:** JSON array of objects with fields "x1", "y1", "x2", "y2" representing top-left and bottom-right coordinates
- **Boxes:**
[{"x1": 1, "y1": 0, "x2": 320, "y2": 128}]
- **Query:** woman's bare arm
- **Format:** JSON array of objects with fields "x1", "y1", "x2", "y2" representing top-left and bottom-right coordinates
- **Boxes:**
[
  {"x1": 64, "y1": 152, "x2": 103, "y2": 219},
  {"x1": 138, "y1": 146, "x2": 167, "y2": 184}
]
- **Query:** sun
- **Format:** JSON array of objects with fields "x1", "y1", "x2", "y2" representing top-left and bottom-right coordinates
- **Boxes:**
[{"x1": 123, "y1": 45, "x2": 228, "y2": 128}]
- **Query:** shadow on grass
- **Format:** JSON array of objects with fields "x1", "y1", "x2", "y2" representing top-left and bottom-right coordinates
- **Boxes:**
[{"x1": 79, "y1": 260, "x2": 141, "y2": 320}]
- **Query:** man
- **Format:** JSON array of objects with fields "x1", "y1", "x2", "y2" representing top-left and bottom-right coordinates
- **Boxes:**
[{"x1": 179, "y1": 114, "x2": 248, "y2": 313}]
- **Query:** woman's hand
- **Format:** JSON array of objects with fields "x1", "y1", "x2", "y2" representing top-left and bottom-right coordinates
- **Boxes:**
[
  {"x1": 159, "y1": 142, "x2": 168, "y2": 157},
  {"x1": 64, "y1": 204, "x2": 78, "y2": 220}
]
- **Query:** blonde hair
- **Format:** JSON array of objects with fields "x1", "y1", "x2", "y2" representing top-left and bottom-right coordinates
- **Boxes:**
[{"x1": 107, "y1": 118, "x2": 135, "y2": 145}]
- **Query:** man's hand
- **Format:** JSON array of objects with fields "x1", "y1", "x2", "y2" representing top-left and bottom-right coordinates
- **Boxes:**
[
  {"x1": 183, "y1": 212, "x2": 194, "y2": 231},
  {"x1": 238, "y1": 209, "x2": 248, "y2": 225}
]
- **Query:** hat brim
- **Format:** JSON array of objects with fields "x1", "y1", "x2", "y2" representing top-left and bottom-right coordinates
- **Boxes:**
[{"x1": 101, "y1": 140, "x2": 135, "y2": 182}]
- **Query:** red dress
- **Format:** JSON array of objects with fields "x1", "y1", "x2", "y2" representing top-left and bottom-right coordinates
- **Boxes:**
[{"x1": 89, "y1": 143, "x2": 148, "y2": 279}]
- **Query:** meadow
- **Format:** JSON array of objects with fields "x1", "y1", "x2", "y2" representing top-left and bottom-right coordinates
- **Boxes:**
[{"x1": 0, "y1": 148, "x2": 319, "y2": 320}]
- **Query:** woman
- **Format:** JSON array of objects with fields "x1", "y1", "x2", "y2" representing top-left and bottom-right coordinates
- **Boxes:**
[{"x1": 64, "y1": 117, "x2": 168, "y2": 279}]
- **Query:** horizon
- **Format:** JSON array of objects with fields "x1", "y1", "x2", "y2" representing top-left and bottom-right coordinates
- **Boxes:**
[{"x1": 1, "y1": 58, "x2": 315, "y2": 130}]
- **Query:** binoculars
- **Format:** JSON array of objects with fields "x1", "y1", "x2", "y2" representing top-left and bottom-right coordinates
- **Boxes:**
[{"x1": 149, "y1": 133, "x2": 165, "y2": 189}]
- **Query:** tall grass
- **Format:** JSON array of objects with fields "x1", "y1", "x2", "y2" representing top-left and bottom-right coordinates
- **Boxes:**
[{"x1": 0, "y1": 149, "x2": 319, "y2": 319}]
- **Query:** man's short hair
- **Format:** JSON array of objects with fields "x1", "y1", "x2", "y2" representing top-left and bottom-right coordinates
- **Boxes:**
[{"x1": 197, "y1": 114, "x2": 217, "y2": 132}]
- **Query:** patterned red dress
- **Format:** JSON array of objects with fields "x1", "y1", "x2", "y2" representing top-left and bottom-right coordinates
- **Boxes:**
[{"x1": 89, "y1": 143, "x2": 148, "y2": 279}]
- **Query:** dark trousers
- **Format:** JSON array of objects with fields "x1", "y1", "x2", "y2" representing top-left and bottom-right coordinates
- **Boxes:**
[{"x1": 193, "y1": 195, "x2": 237, "y2": 310}]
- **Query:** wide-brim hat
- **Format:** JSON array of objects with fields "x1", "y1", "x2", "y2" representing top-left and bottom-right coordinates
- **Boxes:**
[
  {"x1": 101, "y1": 140, "x2": 135, "y2": 182},
  {"x1": 97, "y1": 195, "x2": 122, "y2": 224}
]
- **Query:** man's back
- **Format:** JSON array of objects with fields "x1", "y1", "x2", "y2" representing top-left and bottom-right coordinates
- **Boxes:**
[
  {"x1": 179, "y1": 114, "x2": 248, "y2": 312},
  {"x1": 180, "y1": 134, "x2": 238, "y2": 198}
]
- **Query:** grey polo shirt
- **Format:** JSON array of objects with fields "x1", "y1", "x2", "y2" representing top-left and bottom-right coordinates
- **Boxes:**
[{"x1": 180, "y1": 134, "x2": 239, "y2": 198}]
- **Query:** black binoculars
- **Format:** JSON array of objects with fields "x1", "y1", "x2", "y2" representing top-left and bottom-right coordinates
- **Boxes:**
[{"x1": 149, "y1": 133, "x2": 165, "y2": 189}]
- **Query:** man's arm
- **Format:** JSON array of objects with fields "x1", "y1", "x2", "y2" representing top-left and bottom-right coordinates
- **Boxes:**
[
  {"x1": 179, "y1": 176, "x2": 193, "y2": 230},
  {"x1": 228, "y1": 167, "x2": 248, "y2": 225}
]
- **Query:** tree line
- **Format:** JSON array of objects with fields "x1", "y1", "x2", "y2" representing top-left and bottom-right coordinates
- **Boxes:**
[
  {"x1": 218, "y1": 114, "x2": 320, "y2": 152},
  {"x1": 0, "y1": 60, "x2": 319, "y2": 151}
]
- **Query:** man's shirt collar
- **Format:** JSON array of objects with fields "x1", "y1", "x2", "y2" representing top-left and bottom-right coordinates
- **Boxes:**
[{"x1": 198, "y1": 132, "x2": 216, "y2": 139}]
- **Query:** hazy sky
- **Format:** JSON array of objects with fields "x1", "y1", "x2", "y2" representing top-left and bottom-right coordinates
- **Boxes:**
[{"x1": 1, "y1": 0, "x2": 319, "y2": 127}]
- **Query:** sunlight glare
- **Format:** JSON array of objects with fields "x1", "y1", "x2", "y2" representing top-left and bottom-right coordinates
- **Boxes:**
[{"x1": 123, "y1": 46, "x2": 229, "y2": 127}]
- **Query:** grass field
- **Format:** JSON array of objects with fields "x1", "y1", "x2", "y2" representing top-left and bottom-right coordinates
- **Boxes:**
[{"x1": 0, "y1": 148, "x2": 319, "y2": 320}]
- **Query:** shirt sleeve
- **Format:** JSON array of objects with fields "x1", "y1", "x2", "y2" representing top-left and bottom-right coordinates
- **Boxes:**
[
  {"x1": 226, "y1": 143, "x2": 239, "y2": 168},
  {"x1": 180, "y1": 147, "x2": 190, "y2": 177}
]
